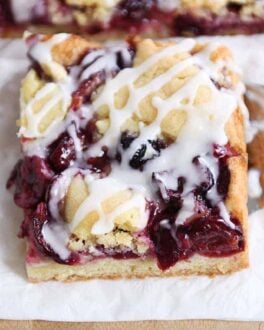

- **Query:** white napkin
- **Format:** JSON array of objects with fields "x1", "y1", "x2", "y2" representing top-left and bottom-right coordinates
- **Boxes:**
[{"x1": 0, "y1": 36, "x2": 264, "y2": 322}]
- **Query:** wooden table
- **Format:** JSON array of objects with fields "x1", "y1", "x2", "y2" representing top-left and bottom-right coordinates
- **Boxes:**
[{"x1": 0, "y1": 320, "x2": 262, "y2": 329}]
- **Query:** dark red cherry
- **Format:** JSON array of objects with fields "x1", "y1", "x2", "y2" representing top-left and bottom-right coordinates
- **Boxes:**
[
  {"x1": 118, "y1": 0, "x2": 154, "y2": 20},
  {"x1": 71, "y1": 71, "x2": 106, "y2": 110},
  {"x1": 129, "y1": 144, "x2": 147, "y2": 170},
  {"x1": 120, "y1": 131, "x2": 138, "y2": 150},
  {"x1": 83, "y1": 118, "x2": 101, "y2": 146},
  {"x1": 153, "y1": 171, "x2": 185, "y2": 206},
  {"x1": 129, "y1": 139, "x2": 166, "y2": 170},
  {"x1": 0, "y1": 1, "x2": 13, "y2": 24},
  {"x1": 147, "y1": 201, "x2": 244, "y2": 270},
  {"x1": 7, "y1": 156, "x2": 53, "y2": 209},
  {"x1": 213, "y1": 144, "x2": 239, "y2": 160},
  {"x1": 147, "y1": 202, "x2": 184, "y2": 270},
  {"x1": 217, "y1": 161, "x2": 230, "y2": 197},
  {"x1": 192, "y1": 156, "x2": 214, "y2": 193},
  {"x1": 48, "y1": 132, "x2": 76, "y2": 172},
  {"x1": 177, "y1": 216, "x2": 244, "y2": 257},
  {"x1": 87, "y1": 147, "x2": 111, "y2": 176},
  {"x1": 30, "y1": 203, "x2": 79, "y2": 265}
]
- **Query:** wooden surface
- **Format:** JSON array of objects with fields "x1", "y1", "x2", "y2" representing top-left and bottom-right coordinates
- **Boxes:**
[{"x1": 0, "y1": 320, "x2": 263, "y2": 329}]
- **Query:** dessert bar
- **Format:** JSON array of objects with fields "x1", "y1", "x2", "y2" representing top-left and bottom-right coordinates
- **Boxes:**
[
  {"x1": 1, "y1": 0, "x2": 264, "y2": 37},
  {"x1": 246, "y1": 85, "x2": 264, "y2": 202},
  {"x1": 7, "y1": 33, "x2": 248, "y2": 281}
]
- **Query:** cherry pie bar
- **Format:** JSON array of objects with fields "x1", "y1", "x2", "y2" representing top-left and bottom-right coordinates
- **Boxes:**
[
  {"x1": 1, "y1": 0, "x2": 264, "y2": 37},
  {"x1": 245, "y1": 85, "x2": 264, "y2": 203},
  {"x1": 7, "y1": 32, "x2": 248, "y2": 281}
]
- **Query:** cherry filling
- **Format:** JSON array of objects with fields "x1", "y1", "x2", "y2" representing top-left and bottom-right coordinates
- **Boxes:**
[
  {"x1": 47, "y1": 116, "x2": 112, "y2": 175},
  {"x1": 147, "y1": 145, "x2": 244, "y2": 270},
  {"x1": 71, "y1": 46, "x2": 135, "y2": 111},
  {"x1": 217, "y1": 161, "x2": 230, "y2": 197},
  {"x1": 120, "y1": 131, "x2": 138, "y2": 150},
  {"x1": 109, "y1": 0, "x2": 174, "y2": 33},
  {"x1": 6, "y1": 35, "x2": 246, "y2": 268},
  {"x1": 71, "y1": 71, "x2": 107, "y2": 111},
  {"x1": 28, "y1": 203, "x2": 79, "y2": 264},
  {"x1": 148, "y1": 204, "x2": 244, "y2": 270},
  {"x1": 7, "y1": 156, "x2": 54, "y2": 209},
  {"x1": 0, "y1": 1, "x2": 13, "y2": 25},
  {"x1": 214, "y1": 143, "x2": 238, "y2": 197},
  {"x1": 131, "y1": 139, "x2": 167, "y2": 170},
  {"x1": 173, "y1": 12, "x2": 264, "y2": 36},
  {"x1": 30, "y1": 0, "x2": 50, "y2": 25},
  {"x1": 119, "y1": 133, "x2": 167, "y2": 170},
  {"x1": 153, "y1": 171, "x2": 185, "y2": 207},
  {"x1": 96, "y1": 245, "x2": 139, "y2": 260},
  {"x1": 7, "y1": 138, "x2": 245, "y2": 267},
  {"x1": 87, "y1": 147, "x2": 111, "y2": 176},
  {"x1": 48, "y1": 132, "x2": 77, "y2": 172},
  {"x1": 193, "y1": 156, "x2": 215, "y2": 194},
  {"x1": 1, "y1": 0, "x2": 263, "y2": 36},
  {"x1": 117, "y1": 0, "x2": 155, "y2": 20}
]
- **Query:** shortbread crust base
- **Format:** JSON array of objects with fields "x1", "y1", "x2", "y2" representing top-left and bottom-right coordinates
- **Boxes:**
[{"x1": 27, "y1": 252, "x2": 248, "y2": 282}]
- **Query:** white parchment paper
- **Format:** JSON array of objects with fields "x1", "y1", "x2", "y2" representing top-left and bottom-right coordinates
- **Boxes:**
[{"x1": 0, "y1": 36, "x2": 264, "y2": 322}]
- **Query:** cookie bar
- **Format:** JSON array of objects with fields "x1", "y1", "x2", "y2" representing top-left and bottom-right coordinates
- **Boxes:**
[
  {"x1": 1, "y1": 0, "x2": 264, "y2": 37},
  {"x1": 245, "y1": 85, "x2": 264, "y2": 202},
  {"x1": 7, "y1": 33, "x2": 248, "y2": 281}
]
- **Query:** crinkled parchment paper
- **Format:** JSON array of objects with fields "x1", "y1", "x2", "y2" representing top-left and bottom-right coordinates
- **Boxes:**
[{"x1": 0, "y1": 36, "x2": 264, "y2": 322}]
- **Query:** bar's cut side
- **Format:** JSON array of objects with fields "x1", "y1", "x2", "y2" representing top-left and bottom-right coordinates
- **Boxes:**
[
  {"x1": 245, "y1": 85, "x2": 264, "y2": 203},
  {"x1": 7, "y1": 33, "x2": 248, "y2": 281},
  {"x1": 0, "y1": 0, "x2": 264, "y2": 37}
]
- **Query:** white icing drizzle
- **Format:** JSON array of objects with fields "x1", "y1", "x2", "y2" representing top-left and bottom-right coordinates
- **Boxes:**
[
  {"x1": 78, "y1": 39, "x2": 240, "y2": 229},
  {"x1": 89, "y1": 39, "x2": 196, "y2": 156},
  {"x1": 48, "y1": 168, "x2": 81, "y2": 221},
  {"x1": 22, "y1": 110, "x2": 89, "y2": 157},
  {"x1": 21, "y1": 35, "x2": 244, "y2": 253},
  {"x1": 80, "y1": 45, "x2": 129, "y2": 81},
  {"x1": 29, "y1": 34, "x2": 69, "y2": 70},
  {"x1": 19, "y1": 34, "x2": 75, "y2": 139},
  {"x1": 67, "y1": 123, "x2": 83, "y2": 160},
  {"x1": 248, "y1": 168, "x2": 262, "y2": 199},
  {"x1": 19, "y1": 82, "x2": 71, "y2": 138},
  {"x1": 194, "y1": 41, "x2": 251, "y2": 143},
  {"x1": 42, "y1": 222, "x2": 71, "y2": 260},
  {"x1": 218, "y1": 202, "x2": 235, "y2": 229},
  {"x1": 70, "y1": 175, "x2": 148, "y2": 235},
  {"x1": 22, "y1": 36, "x2": 131, "y2": 154},
  {"x1": 176, "y1": 194, "x2": 195, "y2": 225}
]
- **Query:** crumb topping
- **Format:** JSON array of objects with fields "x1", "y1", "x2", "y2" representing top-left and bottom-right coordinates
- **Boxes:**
[{"x1": 9, "y1": 33, "x2": 246, "y2": 269}]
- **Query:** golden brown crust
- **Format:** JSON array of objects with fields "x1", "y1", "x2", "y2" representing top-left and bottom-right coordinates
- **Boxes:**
[
  {"x1": 245, "y1": 85, "x2": 264, "y2": 205},
  {"x1": 181, "y1": 0, "x2": 252, "y2": 12},
  {"x1": 26, "y1": 252, "x2": 248, "y2": 282},
  {"x1": 245, "y1": 85, "x2": 264, "y2": 201},
  {"x1": 245, "y1": 85, "x2": 264, "y2": 170},
  {"x1": 51, "y1": 35, "x2": 100, "y2": 66},
  {"x1": 248, "y1": 132, "x2": 264, "y2": 169},
  {"x1": 225, "y1": 107, "x2": 248, "y2": 263},
  {"x1": 245, "y1": 87, "x2": 264, "y2": 122},
  {"x1": 246, "y1": 86, "x2": 264, "y2": 173}
]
